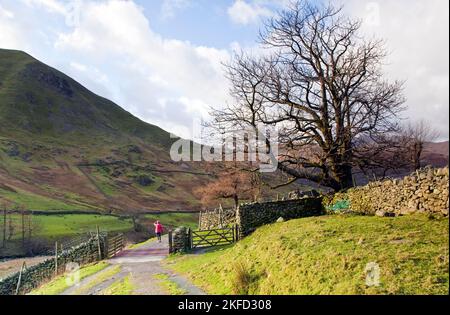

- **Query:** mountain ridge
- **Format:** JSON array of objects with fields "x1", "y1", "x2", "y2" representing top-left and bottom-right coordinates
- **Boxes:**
[
  {"x1": 0, "y1": 48, "x2": 172, "y2": 149},
  {"x1": 0, "y1": 48, "x2": 204, "y2": 212}
]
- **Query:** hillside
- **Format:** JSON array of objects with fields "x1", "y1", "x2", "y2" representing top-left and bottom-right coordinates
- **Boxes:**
[
  {"x1": 0, "y1": 49, "x2": 213, "y2": 212},
  {"x1": 167, "y1": 214, "x2": 449, "y2": 295},
  {"x1": 423, "y1": 141, "x2": 449, "y2": 168},
  {"x1": 0, "y1": 49, "x2": 300, "y2": 213}
]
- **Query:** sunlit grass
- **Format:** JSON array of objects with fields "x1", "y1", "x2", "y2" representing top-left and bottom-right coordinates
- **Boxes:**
[
  {"x1": 153, "y1": 273, "x2": 187, "y2": 295},
  {"x1": 100, "y1": 274, "x2": 134, "y2": 295},
  {"x1": 29, "y1": 261, "x2": 109, "y2": 295},
  {"x1": 166, "y1": 214, "x2": 449, "y2": 295}
]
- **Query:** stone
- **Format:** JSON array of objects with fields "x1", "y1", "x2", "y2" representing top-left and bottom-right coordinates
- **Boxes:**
[{"x1": 276, "y1": 217, "x2": 285, "y2": 223}]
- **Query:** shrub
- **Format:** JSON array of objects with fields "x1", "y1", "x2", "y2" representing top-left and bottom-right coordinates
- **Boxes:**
[{"x1": 232, "y1": 261, "x2": 252, "y2": 295}]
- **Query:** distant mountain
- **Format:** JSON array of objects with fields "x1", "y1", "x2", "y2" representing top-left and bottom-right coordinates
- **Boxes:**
[{"x1": 423, "y1": 141, "x2": 449, "y2": 168}]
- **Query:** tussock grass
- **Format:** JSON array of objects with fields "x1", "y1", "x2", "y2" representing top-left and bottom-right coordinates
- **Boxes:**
[
  {"x1": 166, "y1": 214, "x2": 449, "y2": 295},
  {"x1": 232, "y1": 261, "x2": 252, "y2": 295}
]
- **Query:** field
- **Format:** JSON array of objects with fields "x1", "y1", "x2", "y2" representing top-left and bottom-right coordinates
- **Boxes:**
[
  {"x1": 0, "y1": 212, "x2": 198, "y2": 258},
  {"x1": 166, "y1": 214, "x2": 449, "y2": 295},
  {"x1": 143, "y1": 212, "x2": 199, "y2": 229}
]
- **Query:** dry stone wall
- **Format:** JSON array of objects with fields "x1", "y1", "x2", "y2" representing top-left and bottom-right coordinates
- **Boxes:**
[
  {"x1": 171, "y1": 227, "x2": 189, "y2": 253},
  {"x1": 327, "y1": 167, "x2": 449, "y2": 216},
  {"x1": 199, "y1": 198, "x2": 325, "y2": 238},
  {"x1": 199, "y1": 207, "x2": 236, "y2": 230},
  {"x1": 0, "y1": 236, "x2": 105, "y2": 295},
  {"x1": 236, "y1": 198, "x2": 324, "y2": 237}
]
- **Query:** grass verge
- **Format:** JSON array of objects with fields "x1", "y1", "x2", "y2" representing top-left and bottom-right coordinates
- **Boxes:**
[
  {"x1": 100, "y1": 274, "x2": 134, "y2": 295},
  {"x1": 166, "y1": 214, "x2": 449, "y2": 295},
  {"x1": 29, "y1": 261, "x2": 109, "y2": 295},
  {"x1": 128, "y1": 237, "x2": 156, "y2": 250},
  {"x1": 72, "y1": 264, "x2": 122, "y2": 295},
  {"x1": 153, "y1": 273, "x2": 187, "y2": 295}
]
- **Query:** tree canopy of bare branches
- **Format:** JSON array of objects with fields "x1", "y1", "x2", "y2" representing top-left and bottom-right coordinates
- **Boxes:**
[
  {"x1": 194, "y1": 162, "x2": 261, "y2": 209},
  {"x1": 402, "y1": 120, "x2": 440, "y2": 170},
  {"x1": 211, "y1": 0, "x2": 405, "y2": 191}
]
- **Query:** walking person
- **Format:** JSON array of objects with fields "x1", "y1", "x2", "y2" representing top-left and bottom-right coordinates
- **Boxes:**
[{"x1": 154, "y1": 220, "x2": 163, "y2": 242}]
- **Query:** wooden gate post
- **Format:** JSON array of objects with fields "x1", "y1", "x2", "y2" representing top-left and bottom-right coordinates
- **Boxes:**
[
  {"x1": 54, "y1": 241, "x2": 58, "y2": 276},
  {"x1": 186, "y1": 228, "x2": 192, "y2": 251},
  {"x1": 168, "y1": 230, "x2": 173, "y2": 254},
  {"x1": 96, "y1": 225, "x2": 102, "y2": 260},
  {"x1": 15, "y1": 261, "x2": 27, "y2": 295}
]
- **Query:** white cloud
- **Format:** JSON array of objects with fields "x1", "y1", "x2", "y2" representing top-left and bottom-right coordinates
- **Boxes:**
[
  {"x1": 52, "y1": 0, "x2": 230, "y2": 136},
  {"x1": 0, "y1": 4, "x2": 14, "y2": 18},
  {"x1": 161, "y1": 0, "x2": 191, "y2": 20},
  {"x1": 21, "y1": 0, "x2": 68, "y2": 15},
  {"x1": 342, "y1": 0, "x2": 449, "y2": 139},
  {"x1": 227, "y1": 0, "x2": 273, "y2": 25}
]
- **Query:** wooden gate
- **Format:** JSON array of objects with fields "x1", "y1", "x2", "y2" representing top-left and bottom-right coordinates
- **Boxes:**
[
  {"x1": 105, "y1": 233, "x2": 125, "y2": 258},
  {"x1": 190, "y1": 225, "x2": 239, "y2": 249}
]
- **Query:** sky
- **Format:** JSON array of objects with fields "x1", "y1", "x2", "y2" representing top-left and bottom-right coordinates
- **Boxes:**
[{"x1": 0, "y1": 0, "x2": 448, "y2": 140}]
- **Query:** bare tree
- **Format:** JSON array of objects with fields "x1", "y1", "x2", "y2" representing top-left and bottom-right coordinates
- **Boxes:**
[
  {"x1": 194, "y1": 163, "x2": 260, "y2": 209},
  {"x1": 211, "y1": 1, "x2": 405, "y2": 191},
  {"x1": 403, "y1": 120, "x2": 440, "y2": 170}
]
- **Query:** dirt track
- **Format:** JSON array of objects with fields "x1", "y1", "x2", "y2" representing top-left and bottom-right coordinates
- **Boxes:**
[{"x1": 61, "y1": 236, "x2": 204, "y2": 295}]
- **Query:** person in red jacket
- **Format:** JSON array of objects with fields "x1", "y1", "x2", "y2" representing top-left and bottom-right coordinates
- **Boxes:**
[{"x1": 154, "y1": 220, "x2": 163, "y2": 242}]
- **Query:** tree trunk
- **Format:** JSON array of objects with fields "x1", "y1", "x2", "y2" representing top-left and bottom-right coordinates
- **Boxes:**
[
  {"x1": 336, "y1": 164, "x2": 354, "y2": 190},
  {"x1": 413, "y1": 142, "x2": 423, "y2": 170},
  {"x1": 233, "y1": 195, "x2": 239, "y2": 209}
]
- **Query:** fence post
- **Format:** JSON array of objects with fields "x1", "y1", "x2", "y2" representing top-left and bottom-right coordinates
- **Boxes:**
[
  {"x1": 54, "y1": 241, "x2": 58, "y2": 276},
  {"x1": 186, "y1": 227, "x2": 192, "y2": 251},
  {"x1": 219, "y1": 204, "x2": 223, "y2": 228},
  {"x1": 168, "y1": 230, "x2": 173, "y2": 254},
  {"x1": 15, "y1": 261, "x2": 27, "y2": 295},
  {"x1": 234, "y1": 224, "x2": 239, "y2": 242},
  {"x1": 96, "y1": 225, "x2": 102, "y2": 260}
]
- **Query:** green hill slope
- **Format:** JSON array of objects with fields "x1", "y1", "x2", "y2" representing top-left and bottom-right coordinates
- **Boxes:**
[
  {"x1": 0, "y1": 49, "x2": 207, "y2": 212},
  {"x1": 0, "y1": 49, "x2": 300, "y2": 213},
  {"x1": 167, "y1": 214, "x2": 449, "y2": 295},
  {"x1": 0, "y1": 49, "x2": 171, "y2": 147}
]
